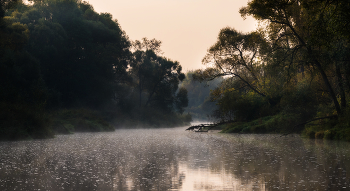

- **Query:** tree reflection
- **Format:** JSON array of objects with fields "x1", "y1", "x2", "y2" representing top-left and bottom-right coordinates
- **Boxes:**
[{"x1": 0, "y1": 131, "x2": 350, "y2": 191}]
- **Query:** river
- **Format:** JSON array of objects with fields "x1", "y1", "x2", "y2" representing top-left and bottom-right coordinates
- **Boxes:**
[{"x1": 0, "y1": 127, "x2": 349, "y2": 191}]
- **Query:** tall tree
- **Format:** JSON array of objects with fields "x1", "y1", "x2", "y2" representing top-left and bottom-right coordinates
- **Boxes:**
[
  {"x1": 193, "y1": 27, "x2": 279, "y2": 103},
  {"x1": 240, "y1": 0, "x2": 347, "y2": 114},
  {"x1": 130, "y1": 38, "x2": 186, "y2": 113},
  {"x1": 10, "y1": 0, "x2": 132, "y2": 108}
]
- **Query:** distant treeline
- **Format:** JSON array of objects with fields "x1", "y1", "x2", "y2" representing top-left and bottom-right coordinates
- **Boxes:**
[
  {"x1": 194, "y1": 0, "x2": 350, "y2": 141},
  {"x1": 0, "y1": 0, "x2": 190, "y2": 140},
  {"x1": 180, "y1": 71, "x2": 221, "y2": 121}
]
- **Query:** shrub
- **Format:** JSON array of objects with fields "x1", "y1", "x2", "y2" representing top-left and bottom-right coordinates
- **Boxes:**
[
  {"x1": 51, "y1": 108, "x2": 114, "y2": 133},
  {"x1": 304, "y1": 129, "x2": 316, "y2": 139},
  {"x1": 315, "y1": 131, "x2": 324, "y2": 139},
  {"x1": 323, "y1": 130, "x2": 333, "y2": 140},
  {"x1": 0, "y1": 102, "x2": 54, "y2": 140}
]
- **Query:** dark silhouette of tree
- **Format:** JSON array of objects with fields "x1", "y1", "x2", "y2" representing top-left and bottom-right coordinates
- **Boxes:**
[{"x1": 130, "y1": 38, "x2": 187, "y2": 114}]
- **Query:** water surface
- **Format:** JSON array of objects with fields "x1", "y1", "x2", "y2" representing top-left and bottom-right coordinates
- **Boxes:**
[{"x1": 1, "y1": 127, "x2": 350, "y2": 190}]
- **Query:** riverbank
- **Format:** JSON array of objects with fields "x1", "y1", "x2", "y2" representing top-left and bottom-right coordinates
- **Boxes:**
[
  {"x1": 219, "y1": 112, "x2": 304, "y2": 134},
  {"x1": 0, "y1": 104, "x2": 114, "y2": 141},
  {"x1": 0, "y1": 103, "x2": 192, "y2": 141},
  {"x1": 219, "y1": 110, "x2": 350, "y2": 141}
]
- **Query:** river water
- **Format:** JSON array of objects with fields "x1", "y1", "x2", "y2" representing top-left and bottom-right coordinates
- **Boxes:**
[{"x1": 0, "y1": 127, "x2": 350, "y2": 191}]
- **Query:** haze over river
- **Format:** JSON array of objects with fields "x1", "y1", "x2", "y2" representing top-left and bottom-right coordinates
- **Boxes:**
[{"x1": 1, "y1": 127, "x2": 350, "y2": 191}]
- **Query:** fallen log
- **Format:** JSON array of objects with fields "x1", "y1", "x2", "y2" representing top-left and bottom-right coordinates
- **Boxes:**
[
  {"x1": 186, "y1": 121, "x2": 235, "y2": 131},
  {"x1": 186, "y1": 124, "x2": 213, "y2": 131}
]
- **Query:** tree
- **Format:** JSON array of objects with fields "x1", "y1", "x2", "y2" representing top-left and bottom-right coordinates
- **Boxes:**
[
  {"x1": 180, "y1": 71, "x2": 222, "y2": 120},
  {"x1": 175, "y1": 87, "x2": 188, "y2": 114},
  {"x1": 1, "y1": 0, "x2": 190, "y2": 135},
  {"x1": 0, "y1": 0, "x2": 54, "y2": 140},
  {"x1": 10, "y1": 0, "x2": 132, "y2": 108},
  {"x1": 192, "y1": 27, "x2": 283, "y2": 105},
  {"x1": 130, "y1": 38, "x2": 186, "y2": 113},
  {"x1": 240, "y1": 0, "x2": 347, "y2": 115}
]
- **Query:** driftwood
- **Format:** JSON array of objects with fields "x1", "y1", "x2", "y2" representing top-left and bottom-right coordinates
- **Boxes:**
[
  {"x1": 186, "y1": 124, "x2": 213, "y2": 132},
  {"x1": 186, "y1": 121, "x2": 235, "y2": 132}
]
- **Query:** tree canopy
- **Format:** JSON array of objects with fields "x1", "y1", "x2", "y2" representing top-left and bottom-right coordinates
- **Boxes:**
[
  {"x1": 195, "y1": 0, "x2": 350, "y2": 138},
  {"x1": 0, "y1": 0, "x2": 190, "y2": 140}
]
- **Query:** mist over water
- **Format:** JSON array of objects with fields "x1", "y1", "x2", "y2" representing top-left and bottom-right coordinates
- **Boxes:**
[{"x1": 1, "y1": 127, "x2": 350, "y2": 191}]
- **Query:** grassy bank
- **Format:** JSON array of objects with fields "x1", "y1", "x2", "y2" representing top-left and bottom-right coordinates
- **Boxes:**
[
  {"x1": 220, "y1": 113, "x2": 301, "y2": 134},
  {"x1": 0, "y1": 105, "x2": 192, "y2": 141},
  {"x1": 0, "y1": 104, "x2": 114, "y2": 141},
  {"x1": 220, "y1": 109, "x2": 350, "y2": 141},
  {"x1": 302, "y1": 109, "x2": 350, "y2": 141},
  {"x1": 51, "y1": 108, "x2": 114, "y2": 134}
]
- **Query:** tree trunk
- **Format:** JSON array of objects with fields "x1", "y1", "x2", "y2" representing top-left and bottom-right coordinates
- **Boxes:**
[
  {"x1": 311, "y1": 53, "x2": 342, "y2": 114},
  {"x1": 287, "y1": 22, "x2": 342, "y2": 115},
  {"x1": 336, "y1": 64, "x2": 346, "y2": 109}
]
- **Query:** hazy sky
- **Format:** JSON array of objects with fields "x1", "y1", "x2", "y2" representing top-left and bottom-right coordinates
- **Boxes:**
[{"x1": 85, "y1": 0, "x2": 257, "y2": 71}]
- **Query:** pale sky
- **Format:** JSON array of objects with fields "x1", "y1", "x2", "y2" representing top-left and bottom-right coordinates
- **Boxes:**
[{"x1": 85, "y1": 0, "x2": 257, "y2": 71}]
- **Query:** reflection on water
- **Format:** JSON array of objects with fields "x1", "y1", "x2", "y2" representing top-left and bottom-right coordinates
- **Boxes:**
[{"x1": 0, "y1": 128, "x2": 350, "y2": 190}]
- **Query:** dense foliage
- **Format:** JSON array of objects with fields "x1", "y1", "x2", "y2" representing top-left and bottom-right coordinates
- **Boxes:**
[
  {"x1": 0, "y1": 0, "x2": 190, "y2": 140},
  {"x1": 195, "y1": 0, "x2": 350, "y2": 140}
]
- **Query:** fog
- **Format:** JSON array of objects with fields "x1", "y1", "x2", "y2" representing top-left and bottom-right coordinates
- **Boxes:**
[{"x1": 1, "y1": 128, "x2": 350, "y2": 190}]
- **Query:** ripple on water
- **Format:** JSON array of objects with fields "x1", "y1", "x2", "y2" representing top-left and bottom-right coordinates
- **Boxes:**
[{"x1": 0, "y1": 128, "x2": 350, "y2": 190}]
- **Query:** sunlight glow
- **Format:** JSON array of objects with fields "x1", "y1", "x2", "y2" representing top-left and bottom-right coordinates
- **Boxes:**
[{"x1": 85, "y1": 0, "x2": 258, "y2": 71}]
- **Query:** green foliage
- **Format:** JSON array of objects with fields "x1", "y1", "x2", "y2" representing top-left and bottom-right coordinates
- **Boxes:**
[
  {"x1": 130, "y1": 38, "x2": 185, "y2": 110},
  {"x1": 221, "y1": 113, "x2": 302, "y2": 134},
  {"x1": 193, "y1": 0, "x2": 350, "y2": 141},
  {"x1": 175, "y1": 87, "x2": 188, "y2": 114},
  {"x1": 303, "y1": 106, "x2": 350, "y2": 141},
  {"x1": 2, "y1": 0, "x2": 131, "y2": 108},
  {"x1": 315, "y1": 131, "x2": 324, "y2": 139},
  {"x1": 240, "y1": 0, "x2": 350, "y2": 115},
  {"x1": 193, "y1": 27, "x2": 269, "y2": 98},
  {"x1": 0, "y1": 102, "x2": 54, "y2": 140},
  {"x1": 0, "y1": 0, "x2": 190, "y2": 140},
  {"x1": 210, "y1": 77, "x2": 277, "y2": 122},
  {"x1": 51, "y1": 108, "x2": 114, "y2": 134},
  {"x1": 279, "y1": 80, "x2": 319, "y2": 122},
  {"x1": 305, "y1": 127, "x2": 350, "y2": 142}
]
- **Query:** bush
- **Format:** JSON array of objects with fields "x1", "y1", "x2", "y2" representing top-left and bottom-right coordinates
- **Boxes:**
[
  {"x1": 51, "y1": 108, "x2": 114, "y2": 133},
  {"x1": 324, "y1": 128, "x2": 350, "y2": 142},
  {"x1": 221, "y1": 112, "x2": 308, "y2": 134},
  {"x1": 323, "y1": 130, "x2": 333, "y2": 140},
  {"x1": 0, "y1": 102, "x2": 54, "y2": 140},
  {"x1": 315, "y1": 131, "x2": 324, "y2": 139},
  {"x1": 301, "y1": 106, "x2": 350, "y2": 141}
]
